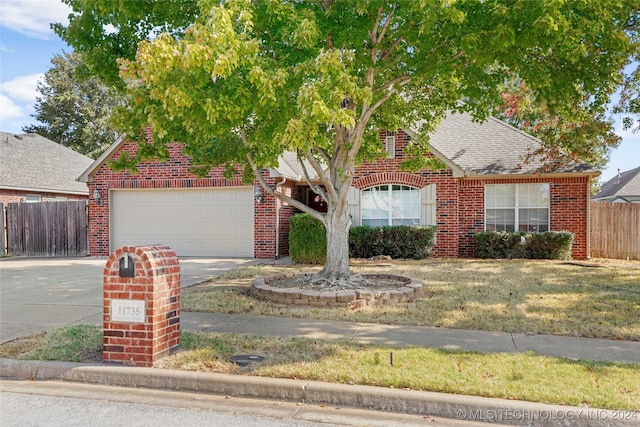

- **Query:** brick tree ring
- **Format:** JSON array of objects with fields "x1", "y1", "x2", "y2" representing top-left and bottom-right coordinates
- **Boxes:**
[{"x1": 250, "y1": 274, "x2": 423, "y2": 308}]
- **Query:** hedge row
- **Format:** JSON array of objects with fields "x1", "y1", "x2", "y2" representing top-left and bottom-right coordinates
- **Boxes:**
[
  {"x1": 349, "y1": 225, "x2": 436, "y2": 260},
  {"x1": 289, "y1": 214, "x2": 436, "y2": 264},
  {"x1": 475, "y1": 231, "x2": 574, "y2": 260}
]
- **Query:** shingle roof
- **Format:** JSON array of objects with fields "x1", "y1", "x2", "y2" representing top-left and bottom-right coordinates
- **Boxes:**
[
  {"x1": 594, "y1": 166, "x2": 640, "y2": 201},
  {"x1": 0, "y1": 132, "x2": 93, "y2": 195},
  {"x1": 409, "y1": 113, "x2": 597, "y2": 177},
  {"x1": 271, "y1": 151, "x2": 325, "y2": 180},
  {"x1": 78, "y1": 113, "x2": 598, "y2": 184}
]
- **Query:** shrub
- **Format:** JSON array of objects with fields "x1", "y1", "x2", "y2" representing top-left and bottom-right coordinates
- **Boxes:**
[
  {"x1": 290, "y1": 214, "x2": 437, "y2": 262},
  {"x1": 347, "y1": 225, "x2": 372, "y2": 258},
  {"x1": 349, "y1": 225, "x2": 436, "y2": 259},
  {"x1": 289, "y1": 214, "x2": 326, "y2": 264},
  {"x1": 475, "y1": 231, "x2": 574, "y2": 260},
  {"x1": 526, "y1": 231, "x2": 574, "y2": 260}
]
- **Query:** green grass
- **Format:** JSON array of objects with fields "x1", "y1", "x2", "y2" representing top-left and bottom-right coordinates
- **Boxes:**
[
  {"x1": 2, "y1": 326, "x2": 638, "y2": 411},
  {"x1": 183, "y1": 259, "x2": 640, "y2": 340}
]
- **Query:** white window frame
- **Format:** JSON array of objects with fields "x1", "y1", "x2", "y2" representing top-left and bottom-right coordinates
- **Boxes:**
[
  {"x1": 361, "y1": 185, "x2": 420, "y2": 227},
  {"x1": 485, "y1": 183, "x2": 550, "y2": 232},
  {"x1": 25, "y1": 194, "x2": 41, "y2": 203}
]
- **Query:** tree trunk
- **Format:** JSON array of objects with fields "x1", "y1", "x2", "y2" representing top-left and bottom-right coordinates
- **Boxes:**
[{"x1": 317, "y1": 203, "x2": 355, "y2": 281}]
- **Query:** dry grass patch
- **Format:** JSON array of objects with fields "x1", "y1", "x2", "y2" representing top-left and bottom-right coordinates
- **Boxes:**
[
  {"x1": 183, "y1": 258, "x2": 640, "y2": 340},
  {"x1": 0, "y1": 325, "x2": 102, "y2": 362},
  {"x1": 6, "y1": 325, "x2": 640, "y2": 411},
  {"x1": 158, "y1": 331, "x2": 640, "y2": 411},
  {"x1": 3, "y1": 326, "x2": 639, "y2": 411}
]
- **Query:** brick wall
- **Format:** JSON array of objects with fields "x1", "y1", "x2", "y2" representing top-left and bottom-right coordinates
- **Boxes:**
[
  {"x1": 89, "y1": 142, "x2": 279, "y2": 258},
  {"x1": 458, "y1": 176, "x2": 591, "y2": 260}
]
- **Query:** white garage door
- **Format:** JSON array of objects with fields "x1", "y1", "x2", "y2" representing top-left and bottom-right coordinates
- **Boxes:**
[{"x1": 110, "y1": 188, "x2": 254, "y2": 257}]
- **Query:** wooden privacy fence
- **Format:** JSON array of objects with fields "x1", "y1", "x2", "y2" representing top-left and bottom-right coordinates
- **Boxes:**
[
  {"x1": 3, "y1": 201, "x2": 89, "y2": 257},
  {"x1": 590, "y1": 201, "x2": 640, "y2": 260}
]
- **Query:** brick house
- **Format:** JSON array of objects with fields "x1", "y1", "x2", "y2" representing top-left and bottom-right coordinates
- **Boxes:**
[
  {"x1": 1, "y1": 132, "x2": 92, "y2": 204},
  {"x1": 78, "y1": 113, "x2": 598, "y2": 260}
]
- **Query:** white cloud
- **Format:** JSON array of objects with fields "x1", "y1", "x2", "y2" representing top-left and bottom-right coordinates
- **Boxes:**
[
  {"x1": 0, "y1": 0, "x2": 72, "y2": 39},
  {"x1": 0, "y1": 74, "x2": 41, "y2": 133},
  {"x1": 0, "y1": 93, "x2": 24, "y2": 120},
  {"x1": 0, "y1": 73, "x2": 43, "y2": 101}
]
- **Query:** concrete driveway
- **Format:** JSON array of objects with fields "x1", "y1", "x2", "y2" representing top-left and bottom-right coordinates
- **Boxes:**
[{"x1": 0, "y1": 257, "x2": 256, "y2": 344}]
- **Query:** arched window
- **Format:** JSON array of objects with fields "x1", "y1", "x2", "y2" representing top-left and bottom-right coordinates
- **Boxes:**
[{"x1": 361, "y1": 185, "x2": 420, "y2": 226}]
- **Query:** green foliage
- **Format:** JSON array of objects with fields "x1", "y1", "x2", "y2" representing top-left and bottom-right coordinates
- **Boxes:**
[
  {"x1": 289, "y1": 216, "x2": 436, "y2": 262},
  {"x1": 22, "y1": 52, "x2": 122, "y2": 159},
  {"x1": 492, "y1": 79, "x2": 622, "y2": 170},
  {"x1": 349, "y1": 226, "x2": 436, "y2": 260},
  {"x1": 475, "y1": 231, "x2": 574, "y2": 260},
  {"x1": 289, "y1": 214, "x2": 326, "y2": 264}
]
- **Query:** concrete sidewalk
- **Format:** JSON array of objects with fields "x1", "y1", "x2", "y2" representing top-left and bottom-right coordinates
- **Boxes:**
[{"x1": 181, "y1": 312, "x2": 640, "y2": 364}]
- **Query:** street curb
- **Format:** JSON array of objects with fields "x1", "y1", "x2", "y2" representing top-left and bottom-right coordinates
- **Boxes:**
[{"x1": 2, "y1": 358, "x2": 636, "y2": 426}]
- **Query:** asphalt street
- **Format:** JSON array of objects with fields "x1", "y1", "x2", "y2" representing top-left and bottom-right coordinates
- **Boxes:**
[{"x1": 0, "y1": 380, "x2": 485, "y2": 427}]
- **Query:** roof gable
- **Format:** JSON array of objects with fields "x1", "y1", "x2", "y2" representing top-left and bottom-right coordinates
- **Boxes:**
[
  {"x1": 408, "y1": 113, "x2": 597, "y2": 177},
  {"x1": 594, "y1": 166, "x2": 640, "y2": 200},
  {"x1": 0, "y1": 132, "x2": 93, "y2": 195}
]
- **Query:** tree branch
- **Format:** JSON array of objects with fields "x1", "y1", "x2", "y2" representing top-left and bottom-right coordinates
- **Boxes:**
[
  {"x1": 380, "y1": 36, "x2": 404, "y2": 62},
  {"x1": 240, "y1": 129, "x2": 325, "y2": 222},
  {"x1": 374, "y1": 73, "x2": 411, "y2": 94},
  {"x1": 297, "y1": 150, "x2": 328, "y2": 202}
]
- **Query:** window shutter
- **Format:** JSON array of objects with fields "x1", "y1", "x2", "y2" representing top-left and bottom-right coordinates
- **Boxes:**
[
  {"x1": 347, "y1": 186, "x2": 360, "y2": 227},
  {"x1": 421, "y1": 184, "x2": 436, "y2": 226}
]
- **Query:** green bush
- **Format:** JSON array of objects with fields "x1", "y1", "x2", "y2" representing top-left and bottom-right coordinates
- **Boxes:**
[
  {"x1": 347, "y1": 225, "x2": 372, "y2": 259},
  {"x1": 475, "y1": 231, "x2": 574, "y2": 260},
  {"x1": 526, "y1": 231, "x2": 574, "y2": 260},
  {"x1": 289, "y1": 214, "x2": 437, "y2": 263},
  {"x1": 349, "y1": 225, "x2": 436, "y2": 259},
  {"x1": 289, "y1": 214, "x2": 326, "y2": 264}
]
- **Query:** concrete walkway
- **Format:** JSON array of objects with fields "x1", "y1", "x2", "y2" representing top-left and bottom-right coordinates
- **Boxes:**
[{"x1": 182, "y1": 312, "x2": 640, "y2": 364}]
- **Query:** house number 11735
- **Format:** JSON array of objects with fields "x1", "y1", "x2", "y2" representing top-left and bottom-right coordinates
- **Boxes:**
[{"x1": 111, "y1": 300, "x2": 145, "y2": 323}]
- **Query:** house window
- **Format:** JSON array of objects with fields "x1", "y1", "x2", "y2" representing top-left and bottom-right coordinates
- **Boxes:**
[
  {"x1": 25, "y1": 194, "x2": 41, "y2": 203},
  {"x1": 385, "y1": 132, "x2": 396, "y2": 158},
  {"x1": 485, "y1": 183, "x2": 549, "y2": 232},
  {"x1": 362, "y1": 185, "x2": 420, "y2": 226}
]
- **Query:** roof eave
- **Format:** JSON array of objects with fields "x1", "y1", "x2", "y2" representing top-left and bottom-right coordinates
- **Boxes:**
[
  {"x1": 77, "y1": 134, "x2": 127, "y2": 183},
  {"x1": 0, "y1": 185, "x2": 89, "y2": 195},
  {"x1": 400, "y1": 127, "x2": 466, "y2": 178},
  {"x1": 461, "y1": 170, "x2": 600, "y2": 180}
]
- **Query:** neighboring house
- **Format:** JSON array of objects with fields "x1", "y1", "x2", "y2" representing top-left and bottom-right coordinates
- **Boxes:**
[
  {"x1": 593, "y1": 166, "x2": 640, "y2": 203},
  {"x1": 0, "y1": 132, "x2": 93, "y2": 204},
  {"x1": 78, "y1": 113, "x2": 598, "y2": 260}
]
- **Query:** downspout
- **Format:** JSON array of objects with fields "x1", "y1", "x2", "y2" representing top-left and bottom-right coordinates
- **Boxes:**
[{"x1": 274, "y1": 177, "x2": 287, "y2": 259}]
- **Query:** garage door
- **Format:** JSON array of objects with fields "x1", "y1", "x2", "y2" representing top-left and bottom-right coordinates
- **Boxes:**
[{"x1": 110, "y1": 188, "x2": 254, "y2": 257}]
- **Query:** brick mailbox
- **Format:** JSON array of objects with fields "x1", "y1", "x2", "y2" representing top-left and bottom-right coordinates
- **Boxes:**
[{"x1": 103, "y1": 245, "x2": 180, "y2": 366}]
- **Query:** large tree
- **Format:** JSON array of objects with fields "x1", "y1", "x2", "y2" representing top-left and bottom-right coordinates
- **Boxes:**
[
  {"x1": 492, "y1": 80, "x2": 622, "y2": 170},
  {"x1": 57, "y1": 0, "x2": 639, "y2": 284},
  {"x1": 23, "y1": 52, "x2": 122, "y2": 158}
]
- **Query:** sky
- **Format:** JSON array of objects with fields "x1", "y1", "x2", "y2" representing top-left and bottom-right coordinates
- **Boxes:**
[{"x1": 0, "y1": 0, "x2": 638, "y2": 184}]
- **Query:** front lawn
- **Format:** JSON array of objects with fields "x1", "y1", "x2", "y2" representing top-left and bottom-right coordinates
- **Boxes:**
[{"x1": 183, "y1": 258, "x2": 640, "y2": 340}]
